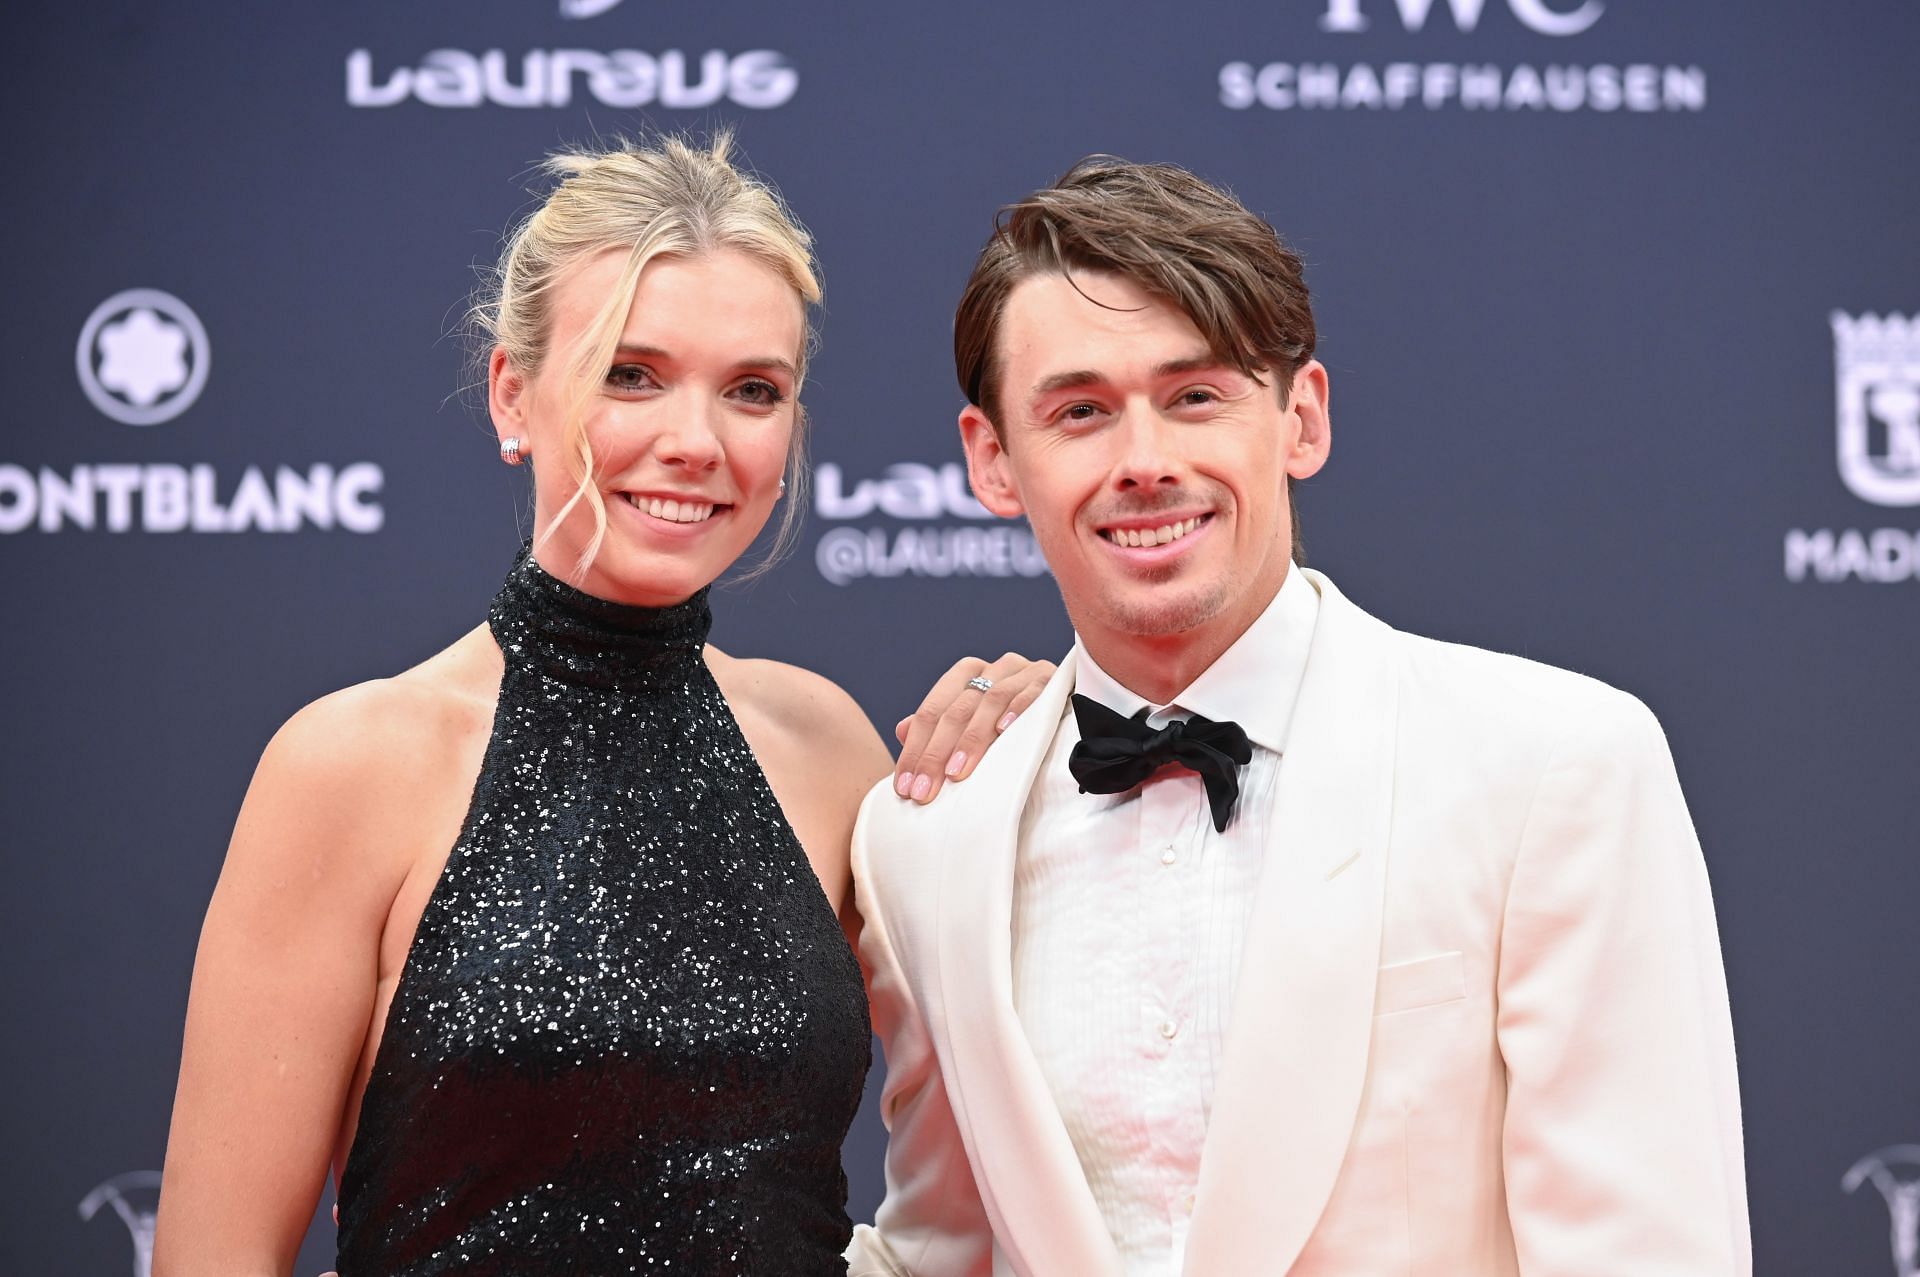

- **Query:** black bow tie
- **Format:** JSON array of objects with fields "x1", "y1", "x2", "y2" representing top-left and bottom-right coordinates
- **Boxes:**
[{"x1": 1067, "y1": 693, "x2": 1253, "y2": 833}]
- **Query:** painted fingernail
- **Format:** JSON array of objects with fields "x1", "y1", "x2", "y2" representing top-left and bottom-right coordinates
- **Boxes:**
[
  {"x1": 895, "y1": 771, "x2": 913, "y2": 797},
  {"x1": 945, "y1": 751, "x2": 968, "y2": 777},
  {"x1": 997, "y1": 712, "x2": 1017, "y2": 731},
  {"x1": 911, "y1": 774, "x2": 933, "y2": 802}
]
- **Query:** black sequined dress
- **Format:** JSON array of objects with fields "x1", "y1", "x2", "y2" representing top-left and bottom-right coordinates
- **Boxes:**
[{"x1": 335, "y1": 549, "x2": 870, "y2": 1275}]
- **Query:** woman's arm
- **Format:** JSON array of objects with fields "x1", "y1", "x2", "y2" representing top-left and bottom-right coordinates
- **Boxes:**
[{"x1": 153, "y1": 686, "x2": 424, "y2": 1277}]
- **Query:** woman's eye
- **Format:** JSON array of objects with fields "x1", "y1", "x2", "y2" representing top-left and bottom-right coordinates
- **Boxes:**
[
  {"x1": 607, "y1": 364, "x2": 656, "y2": 391},
  {"x1": 734, "y1": 378, "x2": 787, "y2": 407}
]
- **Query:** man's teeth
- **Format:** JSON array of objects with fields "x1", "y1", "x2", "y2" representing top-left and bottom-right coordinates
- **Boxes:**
[
  {"x1": 624, "y1": 494, "x2": 716, "y2": 523},
  {"x1": 1106, "y1": 516, "x2": 1203, "y2": 548}
]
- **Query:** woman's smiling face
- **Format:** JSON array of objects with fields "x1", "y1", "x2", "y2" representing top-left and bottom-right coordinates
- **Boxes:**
[{"x1": 492, "y1": 247, "x2": 806, "y2": 606}]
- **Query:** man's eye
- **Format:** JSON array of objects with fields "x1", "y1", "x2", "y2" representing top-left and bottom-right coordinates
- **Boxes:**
[
  {"x1": 607, "y1": 364, "x2": 655, "y2": 390},
  {"x1": 1180, "y1": 389, "x2": 1216, "y2": 406},
  {"x1": 1062, "y1": 403, "x2": 1099, "y2": 422},
  {"x1": 735, "y1": 378, "x2": 787, "y2": 407}
]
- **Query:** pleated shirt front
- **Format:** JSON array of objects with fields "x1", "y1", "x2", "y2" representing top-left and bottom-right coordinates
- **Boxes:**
[{"x1": 1010, "y1": 567, "x2": 1319, "y2": 1276}]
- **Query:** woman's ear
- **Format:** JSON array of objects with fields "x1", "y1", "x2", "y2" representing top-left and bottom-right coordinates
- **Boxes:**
[{"x1": 489, "y1": 346, "x2": 528, "y2": 450}]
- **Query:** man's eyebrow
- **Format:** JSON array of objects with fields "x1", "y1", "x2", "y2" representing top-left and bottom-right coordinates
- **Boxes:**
[
  {"x1": 1030, "y1": 352, "x2": 1241, "y2": 402},
  {"x1": 1029, "y1": 368, "x2": 1106, "y2": 400},
  {"x1": 1152, "y1": 353, "x2": 1234, "y2": 379},
  {"x1": 613, "y1": 344, "x2": 798, "y2": 380}
]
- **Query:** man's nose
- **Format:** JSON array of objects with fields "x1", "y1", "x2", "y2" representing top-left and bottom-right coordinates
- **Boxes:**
[{"x1": 1112, "y1": 405, "x2": 1181, "y2": 490}]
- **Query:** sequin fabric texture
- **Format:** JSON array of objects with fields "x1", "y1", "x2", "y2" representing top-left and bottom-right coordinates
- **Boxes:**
[{"x1": 335, "y1": 550, "x2": 870, "y2": 1274}]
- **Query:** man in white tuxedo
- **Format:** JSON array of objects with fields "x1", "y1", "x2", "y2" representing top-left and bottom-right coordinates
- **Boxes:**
[{"x1": 846, "y1": 157, "x2": 1749, "y2": 1276}]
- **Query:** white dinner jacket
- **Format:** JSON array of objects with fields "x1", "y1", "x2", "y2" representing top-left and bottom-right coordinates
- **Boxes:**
[{"x1": 846, "y1": 570, "x2": 1750, "y2": 1277}]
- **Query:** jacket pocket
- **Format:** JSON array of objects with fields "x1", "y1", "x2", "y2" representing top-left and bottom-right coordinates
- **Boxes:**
[{"x1": 1374, "y1": 950, "x2": 1466, "y2": 1016}]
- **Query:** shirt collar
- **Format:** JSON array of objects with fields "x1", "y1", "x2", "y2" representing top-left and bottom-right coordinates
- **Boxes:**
[{"x1": 1071, "y1": 565, "x2": 1320, "y2": 755}]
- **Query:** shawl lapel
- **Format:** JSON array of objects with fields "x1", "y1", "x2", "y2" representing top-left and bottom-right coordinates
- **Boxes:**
[
  {"x1": 933, "y1": 651, "x2": 1124, "y2": 1277},
  {"x1": 1184, "y1": 571, "x2": 1401, "y2": 1275}
]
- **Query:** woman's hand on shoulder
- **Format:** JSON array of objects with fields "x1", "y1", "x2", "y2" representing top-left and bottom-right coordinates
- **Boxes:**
[{"x1": 891, "y1": 653, "x2": 1058, "y2": 805}]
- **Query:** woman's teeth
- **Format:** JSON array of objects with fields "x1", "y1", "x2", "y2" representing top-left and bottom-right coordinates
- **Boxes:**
[
  {"x1": 624, "y1": 494, "x2": 716, "y2": 523},
  {"x1": 1105, "y1": 516, "x2": 1204, "y2": 548}
]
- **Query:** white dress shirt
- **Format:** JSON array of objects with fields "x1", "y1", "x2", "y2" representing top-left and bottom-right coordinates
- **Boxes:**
[{"x1": 1009, "y1": 566, "x2": 1320, "y2": 1276}]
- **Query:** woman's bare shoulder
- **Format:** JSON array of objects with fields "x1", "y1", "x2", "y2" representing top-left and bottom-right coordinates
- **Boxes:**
[
  {"x1": 243, "y1": 625, "x2": 500, "y2": 864},
  {"x1": 705, "y1": 646, "x2": 888, "y2": 771}
]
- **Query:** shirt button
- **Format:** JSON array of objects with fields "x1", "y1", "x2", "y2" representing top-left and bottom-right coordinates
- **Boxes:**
[
  {"x1": 1159, "y1": 1020, "x2": 1180, "y2": 1040},
  {"x1": 1160, "y1": 845, "x2": 1177, "y2": 866}
]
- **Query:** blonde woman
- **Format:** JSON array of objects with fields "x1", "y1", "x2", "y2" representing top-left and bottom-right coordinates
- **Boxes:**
[{"x1": 152, "y1": 134, "x2": 1046, "y2": 1276}]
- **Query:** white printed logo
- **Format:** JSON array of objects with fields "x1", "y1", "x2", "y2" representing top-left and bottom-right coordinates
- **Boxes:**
[
  {"x1": 1225, "y1": 1, "x2": 1703, "y2": 114},
  {"x1": 1782, "y1": 310, "x2": 1920, "y2": 582},
  {"x1": 810, "y1": 461, "x2": 1050, "y2": 586},
  {"x1": 79, "y1": 1171, "x2": 162, "y2": 1277},
  {"x1": 1845, "y1": 1146, "x2": 1920, "y2": 1277},
  {"x1": 560, "y1": 0, "x2": 624, "y2": 16},
  {"x1": 1319, "y1": 0, "x2": 1604, "y2": 35},
  {"x1": 4, "y1": 288, "x2": 384, "y2": 535},
  {"x1": 1832, "y1": 312, "x2": 1920, "y2": 507},
  {"x1": 816, "y1": 462, "x2": 992, "y2": 521},
  {"x1": 346, "y1": 49, "x2": 796, "y2": 110},
  {"x1": 75, "y1": 290, "x2": 209, "y2": 427}
]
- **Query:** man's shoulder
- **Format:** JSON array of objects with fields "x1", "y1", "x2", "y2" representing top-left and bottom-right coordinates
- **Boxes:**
[
  {"x1": 852, "y1": 665, "x2": 1070, "y2": 917},
  {"x1": 1381, "y1": 623, "x2": 1665, "y2": 762},
  {"x1": 1315, "y1": 570, "x2": 1635, "y2": 720}
]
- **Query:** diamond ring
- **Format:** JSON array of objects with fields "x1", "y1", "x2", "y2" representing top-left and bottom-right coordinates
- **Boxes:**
[{"x1": 966, "y1": 676, "x2": 995, "y2": 693}]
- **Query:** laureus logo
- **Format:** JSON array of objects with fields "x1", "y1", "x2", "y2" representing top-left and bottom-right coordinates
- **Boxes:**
[
  {"x1": 809, "y1": 459, "x2": 1049, "y2": 586},
  {"x1": 78, "y1": 1171, "x2": 163, "y2": 1277},
  {"x1": 1846, "y1": 1146, "x2": 1920, "y2": 1277}
]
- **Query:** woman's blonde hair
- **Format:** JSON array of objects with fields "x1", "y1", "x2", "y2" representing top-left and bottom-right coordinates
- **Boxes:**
[{"x1": 473, "y1": 130, "x2": 819, "y2": 581}]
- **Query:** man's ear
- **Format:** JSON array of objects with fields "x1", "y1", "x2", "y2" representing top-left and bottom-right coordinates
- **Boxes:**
[
  {"x1": 959, "y1": 403, "x2": 1026, "y2": 517},
  {"x1": 1284, "y1": 359, "x2": 1331, "y2": 482},
  {"x1": 489, "y1": 346, "x2": 529, "y2": 448}
]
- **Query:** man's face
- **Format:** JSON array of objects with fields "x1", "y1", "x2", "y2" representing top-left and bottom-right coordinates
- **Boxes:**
[{"x1": 960, "y1": 270, "x2": 1328, "y2": 652}]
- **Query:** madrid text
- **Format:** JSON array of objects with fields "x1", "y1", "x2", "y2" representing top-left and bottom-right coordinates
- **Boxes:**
[{"x1": 1784, "y1": 528, "x2": 1920, "y2": 584}]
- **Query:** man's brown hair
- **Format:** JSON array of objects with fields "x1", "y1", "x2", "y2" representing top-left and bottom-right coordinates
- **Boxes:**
[{"x1": 953, "y1": 155, "x2": 1318, "y2": 561}]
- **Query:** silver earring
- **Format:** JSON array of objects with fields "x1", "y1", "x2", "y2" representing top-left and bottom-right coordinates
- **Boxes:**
[
  {"x1": 777, "y1": 477, "x2": 788, "y2": 497},
  {"x1": 500, "y1": 437, "x2": 524, "y2": 466}
]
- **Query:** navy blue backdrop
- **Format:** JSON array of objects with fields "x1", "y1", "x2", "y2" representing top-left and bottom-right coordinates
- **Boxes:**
[{"x1": 4, "y1": 2, "x2": 1917, "y2": 1273}]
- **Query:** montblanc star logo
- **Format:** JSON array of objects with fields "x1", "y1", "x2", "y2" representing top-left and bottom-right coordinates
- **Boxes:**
[
  {"x1": 75, "y1": 289, "x2": 210, "y2": 426},
  {"x1": 96, "y1": 309, "x2": 190, "y2": 408}
]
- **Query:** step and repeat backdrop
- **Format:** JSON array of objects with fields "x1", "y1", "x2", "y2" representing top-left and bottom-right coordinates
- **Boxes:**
[{"x1": 4, "y1": 1, "x2": 1916, "y2": 1273}]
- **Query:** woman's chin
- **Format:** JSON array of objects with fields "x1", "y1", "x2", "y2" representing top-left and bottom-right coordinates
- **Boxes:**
[{"x1": 589, "y1": 541, "x2": 733, "y2": 607}]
